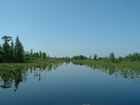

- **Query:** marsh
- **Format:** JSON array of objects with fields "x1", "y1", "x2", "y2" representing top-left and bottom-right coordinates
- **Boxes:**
[{"x1": 0, "y1": 62, "x2": 140, "y2": 105}]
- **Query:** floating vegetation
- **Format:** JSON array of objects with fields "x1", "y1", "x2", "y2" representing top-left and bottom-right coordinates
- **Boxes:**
[
  {"x1": 0, "y1": 59, "x2": 66, "y2": 91},
  {"x1": 71, "y1": 60, "x2": 140, "y2": 83}
]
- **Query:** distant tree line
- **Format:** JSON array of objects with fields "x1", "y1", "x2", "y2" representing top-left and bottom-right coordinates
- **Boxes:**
[
  {"x1": 0, "y1": 36, "x2": 47, "y2": 63},
  {"x1": 124, "y1": 53, "x2": 140, "y2": 61},
  {"x1": 71, "y1": 52, "x2": 140, "y2": 63},
  {"x1": 24, "y1": 49, "x2": 47, "y2": 61},
  {"x1": 71, "y1": 55, "x2": 88, "y2": 60},
  {"x1": 1, "y1": 35, "x2": 139, "y2": 63}
]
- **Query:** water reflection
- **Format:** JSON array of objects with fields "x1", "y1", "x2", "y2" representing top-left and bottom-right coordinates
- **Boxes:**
[
  {"x1": 1, "y1": 60, "x2": 140, "y2": 92},
  {"x1": 71, "y1": 61, "x2": 140, "y2": 84},
  {"x1": 0, "y1": 61, "x2": 65, "y2": 91}
]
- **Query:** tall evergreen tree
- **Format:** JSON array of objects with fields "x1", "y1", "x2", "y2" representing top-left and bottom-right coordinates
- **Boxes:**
[
  {"x1": 39, "y1": 50, "x2": 42, "y2": 58},
  {"x1": 93, "y1": 54, "x2": 97, "y2": 60},
  {"x1": 0, "y1": 45, "x2": 4, "y2": 62},
  {"x1": 1, "y1": 36, "x2": 12, "y2": 62},
  {"x1": 14, "y1": 36, "x2": 25, "y2": 63},
  {"x1": 30, "y1": 49, "x2": 33, "y2": 59},
  {"x1": 9, "y1": 40, "x2": 15, "y2": 62},
  {"x1": 42, "y1": 52, "x2": 47, "y2": 59}
]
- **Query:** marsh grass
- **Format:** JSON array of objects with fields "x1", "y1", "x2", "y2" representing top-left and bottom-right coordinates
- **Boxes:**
[
  {"x1": 71, "y1": 60, "x2": 140, "y2": 71},
  {"x1": 0, "y1": 58, "x2": 67, "y2": 91},
  {"x1": 0, "y1": 58, "x2": 67, "y2": 73},
  {"x1": 71, "y1": 60, "x2": 140, "y2": 83},
  {"x1": 0, "y1": 58, "x2": 140, "y2": 90}
]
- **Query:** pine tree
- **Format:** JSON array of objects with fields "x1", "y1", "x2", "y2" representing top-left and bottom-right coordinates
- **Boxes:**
[
  {"x1": 30, "y1": 49, "x2": 33, "y2": 59},
  {"x1": 9, "y1": 40, "x2": 15, "y2": 62},
  {"x1": 14, "y1": 36, "x2": 25, "y2": 63},
  {"x1": 39, "y1": 50, "x2": 42, "y2": 58},
  {"x1": 42, "y1": 52, "x2": 47, "y2": 59},
  {"x1": 1, "y1": 36, "x2": 12, "y2": 62},
  {"x1": 0, "y1": 45, "x2": 4, "y2": 62},
  {"x1": 93, "y1": 54, "x2": 97, "y2": 60}
]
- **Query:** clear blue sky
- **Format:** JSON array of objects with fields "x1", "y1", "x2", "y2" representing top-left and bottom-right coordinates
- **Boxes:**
[{"x1": 0, "y1": 0, "x2": 140, "y2": 58}]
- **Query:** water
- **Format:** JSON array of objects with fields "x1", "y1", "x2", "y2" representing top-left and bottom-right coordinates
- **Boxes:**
[{"x1": 0, "y1": 62, "x2": 140, "y2": 105}]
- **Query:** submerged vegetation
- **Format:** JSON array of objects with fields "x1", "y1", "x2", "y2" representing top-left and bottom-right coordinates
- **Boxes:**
[
  {"x1": 0, "y1": 59, "x2": 67, "y2": 91},
  {"x1": 0, "y1": 58, "x2": 140, "y2": 92},
  {"x1": 71, "y1": 60, "x2": 140, "y2": 84}
]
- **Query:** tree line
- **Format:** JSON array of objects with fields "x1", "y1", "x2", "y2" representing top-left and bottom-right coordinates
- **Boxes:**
[
  {"x1": 0, "y1": 35, "x2": 139, "y2": 63},
  {"x1": 71, "y1": 52, "x2": 140, "y2": 63},
  {"x1": 0, "y1": 36, "x2": 47, "y2": 63}
]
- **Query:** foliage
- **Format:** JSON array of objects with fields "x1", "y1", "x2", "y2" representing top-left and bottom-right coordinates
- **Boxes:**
[
  {"x1": 0, "y1": 59, "x2": 65, "y2": 91},
  {"x1": 124, "y1": 53, "x2": 140, "y2": 61},
  {"x1": 109, "y1": 52, "x2": 115, "y2": 63},
  {"x1": 1, "y1": 36, "x2": 13, "y2": 62},
  {"x1": 71, "y1": 55, "x2": 88, "y2": 60},
  {"x1": 118, "y1": 56, "x2": 123, "y2": 61},
  {"x1": 0, "y1": 36, "x2": 48, "y2": 63},
  {"x1": 71, "y1": 60, "x2": 140, "y2": 84},
  {"x1": 93, "y1": 54, "x2": 97, "y2": 60},
  {"x1": 14, "y1": 36, "x2": 25, "y2": 63},
  {"x1": 71, "y1": 59, "x2": 140, "y2": 71},
  {"x1": 0, "y1": 36, "x2": 140, "y2": 64}
]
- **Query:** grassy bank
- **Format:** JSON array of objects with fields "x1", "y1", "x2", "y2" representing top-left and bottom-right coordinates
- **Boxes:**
[
  {"x1": 71, "y1": 59, "x2": 140, "y2": 71},
  {"x1": 0, "y1": 58, "x2": 140, "y2": 71},
  {"x1": 0, "y1": 58, "x2": 67, "y2": 70}
]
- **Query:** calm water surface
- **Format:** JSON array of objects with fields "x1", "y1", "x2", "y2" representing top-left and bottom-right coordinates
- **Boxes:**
[{"x1": 0, "y1": 62, "x2": 140, "y2": 105}]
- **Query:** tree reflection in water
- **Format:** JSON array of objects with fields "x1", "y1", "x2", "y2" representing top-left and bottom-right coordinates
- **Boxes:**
[
  {"x1": 1, "y1": 60, "x2": 140, "y2": 91},
  {"x1": 71, "y1": 61, "x2": 140, "y2": 84},
  {"x1": 0, "y1": 61, "x2": 66, "y2": 91}
]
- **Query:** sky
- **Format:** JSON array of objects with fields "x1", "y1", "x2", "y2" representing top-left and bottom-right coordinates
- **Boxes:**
[{"x1": 0, "y1": 0, "x2": 140, "y2": 58}]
